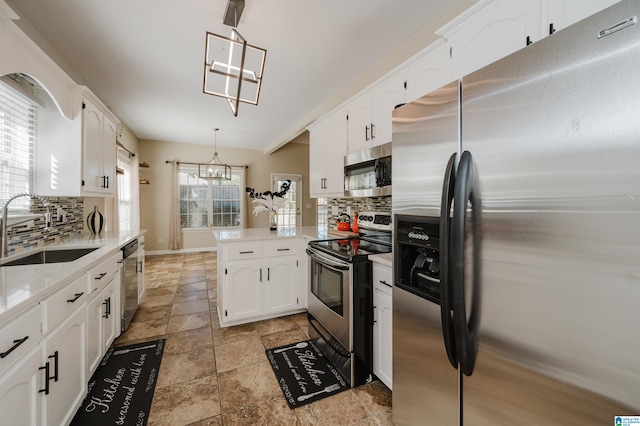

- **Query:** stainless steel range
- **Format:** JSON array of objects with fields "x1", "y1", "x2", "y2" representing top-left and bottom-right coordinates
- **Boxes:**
[{"x1": 306, "y1": 211, "x2": 392, "y2": 387}]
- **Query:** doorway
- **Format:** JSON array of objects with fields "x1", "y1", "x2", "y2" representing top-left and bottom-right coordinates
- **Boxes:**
[{"x1": 271, "y1": 173, "x2": 302, "y2": 227}]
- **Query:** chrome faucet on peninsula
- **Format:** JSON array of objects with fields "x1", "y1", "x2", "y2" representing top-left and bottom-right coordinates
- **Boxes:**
[{"x1": 1, "y1": 193, "x2": 51, "y2": 258}]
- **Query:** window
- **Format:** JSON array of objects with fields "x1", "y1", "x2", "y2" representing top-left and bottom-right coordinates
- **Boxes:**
[
  {"x1": 317, "y1": 197, "x2": 328, "y2": 227},
  {"x1": 117, "y1": 147, "x2": 132, "y2": 230},
  {"x1": 0, "y1": 82, "x2": 37, "y2": 210},
  {"x1": 179, "y1": 164, "x2": 244, "y2": 229}
]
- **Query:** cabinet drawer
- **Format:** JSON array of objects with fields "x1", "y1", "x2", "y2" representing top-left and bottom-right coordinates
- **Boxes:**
[
  {"x1": 87, "y1": 251, "x2": 122, "y2": 293},
  {"x1": 225, "y1": 243, "x2": 263, "y2": 261},
  {"x1": 41, "y1": 274, "x2": 87, "y2": 333},
  {"x1": 373, "y1": 262, "x2": 392, "y2": 293},
  {"x1": 263, "y1": 239, "x2": 299, "y2": 257},
  {"x1": 0, "y1": 305, "x2": 40, "y2": 375}
]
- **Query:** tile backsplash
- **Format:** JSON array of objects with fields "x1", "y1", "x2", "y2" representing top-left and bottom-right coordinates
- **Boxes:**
[
  {"x1": 6, "y1": 197, "x2": 84, "y2": 255},
  {"x1": 326, "y1": 196, "x2": 391, "y2": 228}
]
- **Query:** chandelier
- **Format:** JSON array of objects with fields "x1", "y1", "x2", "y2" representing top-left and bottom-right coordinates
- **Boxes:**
[
  {"x1": 203, "y1": 0, "x2": 267, "y2": 116},
  {"x1": 198, "y1": 128, "x2": 231, "y2": 180}
]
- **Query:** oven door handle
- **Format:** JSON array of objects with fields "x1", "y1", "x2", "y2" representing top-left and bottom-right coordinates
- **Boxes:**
[
  {"x1": 306, "y1": 248, "x2": 350, "y2": 271},
  {"x1": 307, "y1": 314, "x2": 351, "y2": 358}
]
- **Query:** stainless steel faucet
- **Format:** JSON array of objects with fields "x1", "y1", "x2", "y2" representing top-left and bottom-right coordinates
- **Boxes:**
[{"x1": 1, "y1": 193, "x2": 51, "y2": 258}]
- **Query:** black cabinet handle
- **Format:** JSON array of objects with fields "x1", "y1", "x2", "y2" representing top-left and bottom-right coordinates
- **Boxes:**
[
  {"x1": 365, "y1": 125, "x2": 370, "y2": 141},
  {"x1": 379, "y1": 280, "x2": 389, "y2": 286},
  {"x1": 259, "y1": 268, "x2": 262, "y2": 282},
  {"x1": 103, "y1": 297, "x2": 111, "y2": 318},
  {"x1": 0, "y1": 335, "x2": 29, "y2": 358},
  {"x1": 66, "y1": 292, "x2": 84, "y2": 303},
  {"x1": 267, "y1": 267, "x2": 270, "y2": 281},
  {"x1": 106, "y1": 175, "x2": 109, "y2": 188},
  {"x1": 49, "y1": 351, "x2": 59, "y2": 382},
  {"x1": 95, "y1": 272, "x2": 107, "y2": 280},
  {"x1": 276, "y1": 248, "x2": 290, "y2": 252},
  {"x1": 239, "y1": 251, "x2": 254, "y2": 254},
  {"x1": 39, "y1": 362, "x2": 50, "y2": 395},
  {"x1": 371, "y1": 123, "x2": 375, "y2": 139}
]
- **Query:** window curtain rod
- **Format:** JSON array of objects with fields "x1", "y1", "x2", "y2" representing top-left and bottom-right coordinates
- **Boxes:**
[
  {"x1": 116, "y1": 141, "x2": 135, "y2": 158},
  {"x1": 165, "y1": 160, "x2": 247, "y2": 169}
]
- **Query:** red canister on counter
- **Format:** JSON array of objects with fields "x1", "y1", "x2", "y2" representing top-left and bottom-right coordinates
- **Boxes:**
[{"x1": 352, "y1": 213, "x2": 359, "y2": 233}]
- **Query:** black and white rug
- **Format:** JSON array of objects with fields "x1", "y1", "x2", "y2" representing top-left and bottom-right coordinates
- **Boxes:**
[
  {"x1": 266, "y1": 339, "x2": 348, "y2": 409},
  {"x1": 71, "y1": 339, "x2": 165, "y2": 426}
]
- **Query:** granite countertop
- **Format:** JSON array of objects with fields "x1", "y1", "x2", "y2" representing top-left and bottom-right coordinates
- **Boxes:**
[
  {"x1": 0, "y1": 230, "x2": 145, "y2": 325},
  {"x1": 213, "y1": 226, "x2": 329, "y2": 243}
]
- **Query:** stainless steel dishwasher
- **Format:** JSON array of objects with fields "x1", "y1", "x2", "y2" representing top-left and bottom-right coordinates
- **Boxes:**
[{"x1": 121, "y1": 238, "x2": 139, "y2": 331}]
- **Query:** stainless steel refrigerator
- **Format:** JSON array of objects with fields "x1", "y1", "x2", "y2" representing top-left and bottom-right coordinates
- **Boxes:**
[{"x1": 392, "y1": 1, "x2": 640, "y2": 424}]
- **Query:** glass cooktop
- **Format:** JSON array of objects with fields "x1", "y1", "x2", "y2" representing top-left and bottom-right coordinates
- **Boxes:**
[{"x1": 309, "y1": 234, "x2": 392, "y2": 262}]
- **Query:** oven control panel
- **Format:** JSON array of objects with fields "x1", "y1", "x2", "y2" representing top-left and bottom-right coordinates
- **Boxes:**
[{"x1": 357, "y1": 211, "x2": 392, "y2": 231}]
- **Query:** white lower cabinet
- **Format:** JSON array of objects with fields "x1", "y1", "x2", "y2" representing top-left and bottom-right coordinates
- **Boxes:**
[
  {"x1": 86, "y1": 276, "x2": 119, "y2": 376},
  {"x1": 218, "y1": 238, "x2": 306, "y2": 326},
  {"x1": 263, "y1": 256, "x2": 299, "y2": 315},
  {"x1": 0, "y1": 346, "x2": 42, "y2": 426},
  {"x1": 41, "y1": 306, "x2": 87, "y2": 426},
  {"x1": 222, "y1": 262, "x2": 263, "y2": 323},
  {"x1": 373, "y1": 262, "x2": 393, "y2": 390}
]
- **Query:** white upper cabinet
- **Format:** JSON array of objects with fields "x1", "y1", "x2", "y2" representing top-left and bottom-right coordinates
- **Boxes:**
[
  {"x1": 404, "y1": 41, "x2": 452, "y2": 103},
  {"x1": 309, "y1": 107, "x2": 348, "y2": 198},
  {"x1": 439, "y1": 0, "x2": 543, "y2": 79},
  {"x1": 543, "y1": 0, "x2": 622, "y2": 35},
  {"x1": 37, "y1": 91, "x2": 118, "y2": 197},
  {"x1": 81, "y1": 97, "x2": 117, "y2": 196},
  {"x1": 347, "y1": 75, "x2": 406, "y2": 154}
]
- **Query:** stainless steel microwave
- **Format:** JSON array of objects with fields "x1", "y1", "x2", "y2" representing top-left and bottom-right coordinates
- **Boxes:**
[{"x1": 344, "y1": 142, "x2": 391, "y2": 197}]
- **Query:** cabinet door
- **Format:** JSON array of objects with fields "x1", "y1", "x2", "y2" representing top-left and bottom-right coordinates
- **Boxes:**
[
  {"x1": 447, "y1": 0, "x2": 542, "y2": 78},
  {"x1": 222, "y1": 262, "x2": 263, "y2": 322},
  {"x1": 42, "y1": 307, "x2": 86, "y2": 426},
  {"x1": 264, "y1": 257, "x2": 299, "y2": 314},
  {"x1": 323, "y1": 110, "x2": 348, "y2": 196},
  {"x1": 102, "y1": 277, "x2": 118, "y2": 352},
  {"x1": 308, "y1": 122, "x2": 326, "y2": 197},
  {"x1": 101, "y1": 115, "x2": 117, "y2": 195},
  {"x1": 405, "y1": 42, "x2": 452, "y2": 103},
  {"x1": 545, "y1": 0, "x2": 620, "y2": 35},
  {"x1": 373, "y1": 283, "x2": 393, "y2": 390},
  {"x1": 86, "y1": 291, "x2": 104, "y2": 376},
  {"x1": 0, "y1": 347, "x2": 41, "y2": 426},
  {"x1": 347, "y1": 94, "x2": 372, "y2": 153},
  {"x1": 137, "y1": 250, "x2": 146, "y2": 300},
  {"x1": 82, "y1": 99, "x2": 104, "y2": 194},
  {"x1": 371, "y1": 75, "x2": 406, "y2": 146}
]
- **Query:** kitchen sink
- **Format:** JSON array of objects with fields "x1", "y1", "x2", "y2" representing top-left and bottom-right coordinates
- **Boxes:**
[{"x1": 1, "y1": 247, "x2": 100, "y2": 266}]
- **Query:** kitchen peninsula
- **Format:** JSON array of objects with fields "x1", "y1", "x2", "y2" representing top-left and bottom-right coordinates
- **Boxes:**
[{"x1": 213, "y1": 226, "x2": 326, "y2": 327}]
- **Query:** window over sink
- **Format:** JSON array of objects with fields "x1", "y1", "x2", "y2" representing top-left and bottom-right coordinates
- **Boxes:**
[{"x1": 0, "y1": 77, "x2": 37, "y2": 210}]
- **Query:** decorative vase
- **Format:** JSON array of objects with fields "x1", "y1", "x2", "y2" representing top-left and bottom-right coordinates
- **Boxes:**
[
  {"x1": 87, "y1": 205, "x2": 105, "y2": 234},
  {"x1": 269, "y1": 211, "x2": 278, "y2": 231}
]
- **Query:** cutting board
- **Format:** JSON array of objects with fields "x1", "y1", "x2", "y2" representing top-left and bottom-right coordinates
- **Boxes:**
[{"x1": 328, "y1": 229, "x2": 359, "y2": 238}]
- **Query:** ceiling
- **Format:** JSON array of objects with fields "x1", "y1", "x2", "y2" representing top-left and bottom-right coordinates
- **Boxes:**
[{"x1": 6, "y1": 0, "x2": 473, "y2": 152}]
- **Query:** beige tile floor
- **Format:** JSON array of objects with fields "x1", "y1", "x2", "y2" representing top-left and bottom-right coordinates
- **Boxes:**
[{"x1": 114, "y1": 252, "x2": 393, "y2": 426}]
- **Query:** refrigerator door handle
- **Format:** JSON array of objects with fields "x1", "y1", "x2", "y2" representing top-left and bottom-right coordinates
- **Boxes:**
[
  {"x1": 440, "y1": 152, "x2": 458, "y2": 369},
  {"x1": 451, "y1": 150, "x2": 483, "y2": 377}
]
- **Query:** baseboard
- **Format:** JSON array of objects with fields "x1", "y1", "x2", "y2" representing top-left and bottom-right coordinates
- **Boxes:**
[{"x1": 145, "y1": 247, "x2": 218, "y2": 256}]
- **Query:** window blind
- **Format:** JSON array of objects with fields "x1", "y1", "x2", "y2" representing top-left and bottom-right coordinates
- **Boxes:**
[{"x1": 0, "y1": 83, "x2": 37, "y2": 210}]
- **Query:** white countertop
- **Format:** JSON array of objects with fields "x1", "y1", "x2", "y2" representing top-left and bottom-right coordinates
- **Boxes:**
[
  {"x1": 213, "y1": 226, "x2": 329, "y2": 243},
  {"x1": 369, "y1": 252, "x2": 393, "y2": 268},
  {"x1": 0, "y1": 230, "x2": 145, "y2": 325}
]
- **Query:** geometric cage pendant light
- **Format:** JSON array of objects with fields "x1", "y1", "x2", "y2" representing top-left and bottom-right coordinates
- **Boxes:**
[
  {"x1": 202, "y1": 0, "x2": 267, "y2": 116},
  {"x1": 198, "y1": 128, "x2": 232, "y2": 180}
]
